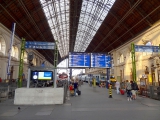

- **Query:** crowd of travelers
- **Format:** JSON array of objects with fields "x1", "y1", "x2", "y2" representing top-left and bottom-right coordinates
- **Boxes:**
[{"x1": 115, "y1": 80, "x2": 139, "y2": 101}]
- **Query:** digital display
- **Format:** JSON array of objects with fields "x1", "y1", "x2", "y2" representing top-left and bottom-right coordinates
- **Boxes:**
[
  {"x1": 68, "y1": 52, "x2": 90, "y2": 68},
  {"x1": 31, "y1": 71, "x2": 53, "y2": 80},
  {"x1": 91, "y1": 53, "x2": 111, "y2": 68}
]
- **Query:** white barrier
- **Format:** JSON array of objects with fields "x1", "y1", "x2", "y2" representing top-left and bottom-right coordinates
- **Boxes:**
[{"x1": 14, "y1": 88, "x2": 64, "y2": 105}]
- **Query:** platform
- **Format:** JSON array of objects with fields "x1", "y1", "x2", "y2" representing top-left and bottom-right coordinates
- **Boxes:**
[{"x1": 0, "y1": 83, "x2": 160, "y2": 120}]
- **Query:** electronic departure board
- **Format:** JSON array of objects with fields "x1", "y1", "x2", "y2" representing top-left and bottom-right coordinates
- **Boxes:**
[
  {"x1": 68, "y1": 52, "x2": 90, "y2": 68},
  {"x1": 91, "y1": 53, "x2": 111, "y2": 68}
]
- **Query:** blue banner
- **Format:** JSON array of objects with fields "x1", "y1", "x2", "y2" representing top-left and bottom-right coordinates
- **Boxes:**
[
  {"x1": 25, "y1": 41, "x2": 54, "y2": 49},
  {"x1": 135, "y1": 45, "x2": 159, "y2": 52},
  {"x1": 25, "y1": 41, "x2": 54, "y2": 46}
]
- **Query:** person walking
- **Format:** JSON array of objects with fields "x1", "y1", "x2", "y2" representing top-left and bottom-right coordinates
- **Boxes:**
[
  {"x1": 126, "y1": 80, "x2": 132, "y2": 101},
  {"x1": 131, "y1": 81, "x2": 139, "y2": 100},
  {"x1": 73, "y1": 80, "x2": 78, "y2": 96},
  {"x1": 115, "y1": 80, "x2": 120, "y2": 94}
]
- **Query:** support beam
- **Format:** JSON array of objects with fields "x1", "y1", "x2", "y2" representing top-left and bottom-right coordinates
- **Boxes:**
[
  {"x1": 109, "y1": 11, "x2": 134, "y2": 37},
  {"x1": 18, "y1": 38, "x2": 26, "y2": 87}
]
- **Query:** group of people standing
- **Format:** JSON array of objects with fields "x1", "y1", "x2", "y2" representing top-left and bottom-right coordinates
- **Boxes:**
[{"x1": 115, "y1": 80, "x2": 139, "y2": 101}]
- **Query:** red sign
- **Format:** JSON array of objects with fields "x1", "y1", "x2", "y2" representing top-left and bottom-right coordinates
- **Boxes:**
[{"x1": 59, "y1": 73, "x2": 68, "y2": 79}]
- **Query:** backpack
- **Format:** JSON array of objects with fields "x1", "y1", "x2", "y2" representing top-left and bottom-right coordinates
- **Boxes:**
[
  {"x1": 131, "y1": 82, "x2": 139, "y2": 90},
  {"x1": 126, "y1": 82, "x2": 131, "y2": 90}
]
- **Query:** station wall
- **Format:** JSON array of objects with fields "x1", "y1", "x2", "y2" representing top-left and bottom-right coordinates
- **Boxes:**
[{"x1": 0, "y1": 23, "x2": 53, "y2": 81}]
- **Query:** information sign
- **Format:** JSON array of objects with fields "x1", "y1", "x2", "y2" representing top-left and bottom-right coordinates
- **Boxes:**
[
  {"x1": 135, "y1": 45, "x2": 159, "y2": 52},
  {"x1": 25, "y1": 41, "x2": 54, "y2": 49},
  {"x1": 91, "y1": 53, "x2": 111, "y2": 68},
  {"x1": 68, "y1": 52, "x2": 90, "y2": 67}
]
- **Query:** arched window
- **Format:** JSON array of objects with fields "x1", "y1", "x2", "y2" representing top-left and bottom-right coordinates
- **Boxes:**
[
  {"x1": 0, "y1": 42, "x2": 1, "y2": 50},
  {"x1": 11, "y1": 46, "x2": 15, "y2": 57},
  {"x1": 24, "y1": 51, "x2": 27, "y2": 62},
  {"x1": 33, "y1": 58, "x2": 36, "y2": 66},
  {"x1": 11, "y1": 46, "x2": 18, "y2": 59},
  {"x1": 129, "y1": 52, "x2": 132, "y2": 60},
  {"x1": 14, "y1": 46, "x2": 19, "y2": 59},
  {"x1": 36, "y1": 58, "x2": 39, "y2": 66},
  {"x1": 0, "y1": 35, "x2": 6, "y2": 55},
  {"x1": 119, "y1": 54, "x2": 124, "y2": 63}
]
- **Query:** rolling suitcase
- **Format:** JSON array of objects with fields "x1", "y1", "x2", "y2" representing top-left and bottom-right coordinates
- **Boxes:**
[{"x1": 77, "y1": 90, "x2": 81, "y2": 95}]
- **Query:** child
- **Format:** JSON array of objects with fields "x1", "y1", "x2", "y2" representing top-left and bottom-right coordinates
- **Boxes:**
[
  {"x1": 69, "y1": 84, "x2": 73, "y2": 91},
  {"x1": 69, "y1": 84, "x2": 74, "y2": 96},
  {"x1": 131, "y1": 90, "x2": 136, "y2": 100}
]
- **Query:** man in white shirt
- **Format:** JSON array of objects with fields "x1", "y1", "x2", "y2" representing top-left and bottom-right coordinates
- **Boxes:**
[{"x1": 115, "y1": 80, "x2": 120, "y2": 94}]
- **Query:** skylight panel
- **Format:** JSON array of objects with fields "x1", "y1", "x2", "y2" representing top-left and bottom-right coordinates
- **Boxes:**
[
  {"x1": 40, "y1": 0, "x2": 69, "y2": 58},
  {"x1": 74, "y1": 0, "x2": 115, "y2": 52}
]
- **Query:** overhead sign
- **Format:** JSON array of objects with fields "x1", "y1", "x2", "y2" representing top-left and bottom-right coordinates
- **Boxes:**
[
  {"x1": 91, "y1": 53, "x2": 111, "y2": 68},
  {"x1": 25, "y1": 41, "x2": 54, "y2": 49},
  {"x1": 68, "y1": 52, "x2": 111, "y2": 68},
  {"x1": 135, "y1": 45, "x2": 159, "y2": 52},
  {"x1": 68, "y1": 52, "x2": 90, "y2": 68}
]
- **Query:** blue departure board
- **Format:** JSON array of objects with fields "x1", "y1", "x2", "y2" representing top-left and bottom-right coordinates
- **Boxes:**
[
  {"x1": 91, "y1": 53, "x2": 111, "y2": 68},
  {"x1": 68, "y1": 52, "x2": 91, "y2": 67}
]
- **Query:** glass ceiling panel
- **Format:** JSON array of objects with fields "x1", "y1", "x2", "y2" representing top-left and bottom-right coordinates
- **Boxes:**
[
  {"x1": 40, "y1": 0, "x2": 69, "y2": 58},
  {"x1": 74, "y1": 0, "x2": 115, "y2": 52},
  {"x1": 40, "y1": 0, "x2": 115, "y2": 58}
]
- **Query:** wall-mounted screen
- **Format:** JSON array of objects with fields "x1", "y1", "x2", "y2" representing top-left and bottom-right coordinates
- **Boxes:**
[
  {"x1": 91, "y1": 53, "x2": 111, "y2": 68},
  {"x1": 31, "y1": 71, "x2": 53, "y2": 80},
  {"x1": 68, "y1": 52, "x2": 90, "y2": 68}
]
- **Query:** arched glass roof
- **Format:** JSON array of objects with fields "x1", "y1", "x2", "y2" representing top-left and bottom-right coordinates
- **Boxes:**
[
  {"x1": 40, "y1": 0, "x2": 70, "y2": 58},
  {"x1": 74, "y1": 0, "x2": 115, "y2": 52},
  {"x1": 40, "y1": 0, "x2": 115, "y2": 57}
]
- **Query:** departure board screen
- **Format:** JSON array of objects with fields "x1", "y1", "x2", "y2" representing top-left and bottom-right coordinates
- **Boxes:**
[
  {"x1": 91, "y1": 53, "x2": 111, "y2": 68},
  {"x1": 68, "y1": 52, "x2": 90, "y2": 68}
]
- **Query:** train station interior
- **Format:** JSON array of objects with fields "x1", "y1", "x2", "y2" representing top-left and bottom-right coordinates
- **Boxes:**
[{"x1": 0, "y1": 0, "x2": 160, "y2": 119}]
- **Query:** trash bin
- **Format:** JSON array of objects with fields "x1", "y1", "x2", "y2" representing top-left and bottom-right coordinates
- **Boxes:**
[{"x1": 157, "y1": 87, "x2": 160, "y2": 100}]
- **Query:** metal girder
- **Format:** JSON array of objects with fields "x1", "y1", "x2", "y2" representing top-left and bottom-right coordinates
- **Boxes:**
[
  {"x1": 127, "y1": 0, "x2": 153, "y2": 26},
  {"x1": 0, "y1": 0, "x2": 17, "y2": 13},
  {"x1": 0, "y1": 2, "x2": 55, "y2": 65},
  {"x1": 69, "y1": 0, "x2": 82, "y2": 52},
  {"x1": 102, "y1": 22, "x2": 123, "y2": 45},
  {"x1": 92, "y1": 0, "x2": 142, "y2": 52},
  {"x1": 127, "y1": 0, "x2": 135, "y2": 8},
  {"x1": 109, "y1": 11, "x2": 134, "y2": 37},
  {"x1": 136, "y1": 6, "x2": 153, "y2": 26}
]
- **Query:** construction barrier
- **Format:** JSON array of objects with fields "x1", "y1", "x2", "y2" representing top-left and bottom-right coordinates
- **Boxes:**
[{"x1": 109, "y1": 84, "x2": 112, "y2": 98}]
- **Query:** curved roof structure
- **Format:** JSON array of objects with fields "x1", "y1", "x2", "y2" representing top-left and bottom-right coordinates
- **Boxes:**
[{"x1": 0, "y1": 0, "x2": 160, "y2": 64}]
